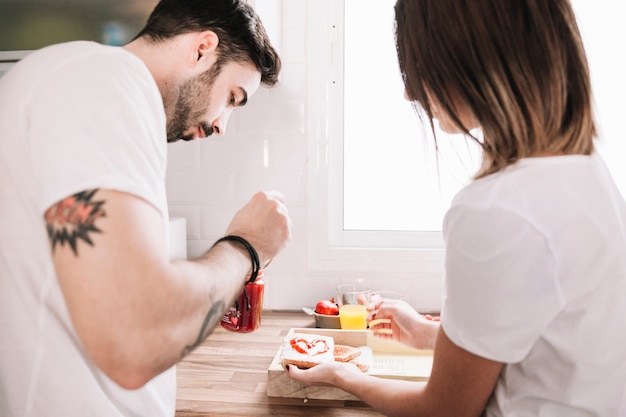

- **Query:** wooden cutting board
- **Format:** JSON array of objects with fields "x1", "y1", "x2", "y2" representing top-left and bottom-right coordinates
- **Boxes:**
[{"x1": 267, "y1": 328, "x2": 433, "y2": 400}]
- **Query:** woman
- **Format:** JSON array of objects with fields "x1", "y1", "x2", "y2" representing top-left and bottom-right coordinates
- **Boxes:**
[{"x1": 286, "y1": 0, "x2": 626, "y2": 415}]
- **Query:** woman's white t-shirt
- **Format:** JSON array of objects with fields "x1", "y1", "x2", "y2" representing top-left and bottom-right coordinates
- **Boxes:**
[{"x1": 442, "y1": 154, "x2": 626, "y2": 416}]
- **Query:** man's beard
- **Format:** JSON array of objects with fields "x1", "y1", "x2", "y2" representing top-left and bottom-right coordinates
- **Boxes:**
[{"x1": 166, "y1": 66, "x2": 220, "y2": 143}]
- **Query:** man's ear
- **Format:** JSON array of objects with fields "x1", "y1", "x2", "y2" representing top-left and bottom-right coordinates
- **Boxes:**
[{"x1": 193, "y1": 30, "x2": 219, "y2": 68}]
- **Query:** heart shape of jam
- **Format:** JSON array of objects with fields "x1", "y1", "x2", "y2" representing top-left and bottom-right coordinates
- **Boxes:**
[{"x1": 290, "y1": 337, "x2": 330, "y2": 356}]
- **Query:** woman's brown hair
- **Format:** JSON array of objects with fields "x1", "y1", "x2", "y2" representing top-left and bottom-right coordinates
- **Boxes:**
[{"x1": 394, "y1": 0, "x2": 596, "y2": 178}]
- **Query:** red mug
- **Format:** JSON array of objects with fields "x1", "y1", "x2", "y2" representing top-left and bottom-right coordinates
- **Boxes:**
[{"x1": 220, "y1": 270, "x2": 265, "y2": 333}]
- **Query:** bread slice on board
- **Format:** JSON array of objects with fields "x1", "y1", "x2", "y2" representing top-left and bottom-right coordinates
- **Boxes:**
[
  {"x1": 350, "y1": 359, "x2": 370, "y2": 373},
  {"x1": 281, "y1": 334, "x2": 371, "y2": 372},
  {"x1": 333, "y1": 344, "x2": 362, "y2": 362},
  {"x1": 280, "y1": 333, "x2": 335, "y2": 369}
]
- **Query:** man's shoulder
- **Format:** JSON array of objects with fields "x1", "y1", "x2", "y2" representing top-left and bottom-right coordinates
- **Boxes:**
[{"x1": 23, "y1": 41, "x2": 140, "y2": 74}]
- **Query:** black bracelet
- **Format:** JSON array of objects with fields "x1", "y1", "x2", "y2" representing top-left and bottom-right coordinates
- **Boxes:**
[{"x1": 212, "y1": 235, "x2": 260, "y2": 283}]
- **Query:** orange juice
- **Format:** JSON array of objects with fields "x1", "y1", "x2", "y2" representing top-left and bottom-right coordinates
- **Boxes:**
[{"x1": 338, "y1": 304, "x2": 368, "y2": 330}]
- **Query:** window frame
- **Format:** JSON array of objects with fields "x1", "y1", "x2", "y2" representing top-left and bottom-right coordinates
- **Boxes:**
[{"x1": 306, "y1": 0, "x2": 445, "y2": 275}]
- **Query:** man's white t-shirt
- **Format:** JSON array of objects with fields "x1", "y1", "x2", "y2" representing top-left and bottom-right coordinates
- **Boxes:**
[
  {"x1": 442, "y1": 154, "x2": 626, "y2": 416},
  {"x1": 0, "y1": 42, "x2": 175, "y2": 416}
]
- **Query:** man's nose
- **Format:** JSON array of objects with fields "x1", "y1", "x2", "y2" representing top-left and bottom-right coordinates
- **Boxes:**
[{"x1": 211, "y1": 110, "x2": 234, "y2": 136}]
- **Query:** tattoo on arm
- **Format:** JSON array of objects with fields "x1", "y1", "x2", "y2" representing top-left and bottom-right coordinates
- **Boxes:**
[
  {"x1": 44, "y1": 189, "x2": 106, "y2": 256},
  {"x1": 181, "y1": 301, "x2": 226, "y2": 358}
]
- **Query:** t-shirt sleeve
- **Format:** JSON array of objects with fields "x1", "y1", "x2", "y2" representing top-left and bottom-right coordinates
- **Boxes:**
[
  {"x1": 441, "y1": 204, "x2": 564, "y2": 363},
  {"x1": 25, "y1": 48, "x2": 167, "y2": 216}
]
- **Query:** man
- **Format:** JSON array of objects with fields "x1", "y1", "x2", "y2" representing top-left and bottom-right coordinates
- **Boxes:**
[{"x1": 0, "y1": 1, "x2": 291, "y2": 416}]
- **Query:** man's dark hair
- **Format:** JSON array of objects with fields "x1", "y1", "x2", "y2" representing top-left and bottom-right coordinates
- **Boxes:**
[{"x1": 134, "y1": 0, "x2": 280, "y2": 86}]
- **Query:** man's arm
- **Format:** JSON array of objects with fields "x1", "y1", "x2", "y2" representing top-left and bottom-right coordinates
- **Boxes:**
[{"x1": 46, "y1": 188, "x2": 290, "y2": 389}]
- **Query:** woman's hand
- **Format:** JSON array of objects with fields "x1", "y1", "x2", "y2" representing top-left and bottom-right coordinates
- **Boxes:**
[
  {"x1": 284, "y1": 327, "x2": 503, "y2": 417},
  {"x1": 369, "y1": 300, "x2": 440, "y2": 350},
  {"x1": 284, "y1": 361, "x2": 366, "y2": 387}
]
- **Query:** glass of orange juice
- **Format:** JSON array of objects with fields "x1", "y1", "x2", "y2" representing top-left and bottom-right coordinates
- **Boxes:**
[
  {"x1": 338, "y1": 304, "x2": 368, "y2": 330},
  {"x1": 336, "y1": 284, "x2": 371, "y2": 330},
  {"x1": 336, "y1": 284, "x2": 371, "y2": 307}
]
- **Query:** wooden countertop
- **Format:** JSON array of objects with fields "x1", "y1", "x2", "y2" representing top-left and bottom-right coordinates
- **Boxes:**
[{"x1": 175, "y1": 310, "x2": 385, "y2": 417}]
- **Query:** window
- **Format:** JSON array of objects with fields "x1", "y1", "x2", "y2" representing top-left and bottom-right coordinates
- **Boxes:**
[
  {"x1": 571, "y1": 1, "x2": 626, "y2": 197},
  {"x1": 307, "y1": 0, "x2": 625, "y2": 275},
  {"x1": 307, "y1": 0, "x2": 448, "y2": 275},
  {"x1": 343, "y1": 0, "x2": 480, "y2": 235}
]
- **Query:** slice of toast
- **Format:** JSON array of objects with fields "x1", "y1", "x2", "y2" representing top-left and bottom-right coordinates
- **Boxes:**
[
  {"x1": 350, "y1": 359, "x2": 370, "y2": 373},
  {"x1": 280, "y1": 333, "x2": 335, "y2": 369},
  {"x1": 333, "y1": 344, "x2": 362, "y2": 362}
]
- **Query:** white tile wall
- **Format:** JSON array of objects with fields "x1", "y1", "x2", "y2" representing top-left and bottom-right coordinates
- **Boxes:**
[
  {"x1": 166, "y1": 0, "x2": 315, "y2": 312},
  {"x1": 166, "y1": 0, "x2": 443, "y2": 313}
]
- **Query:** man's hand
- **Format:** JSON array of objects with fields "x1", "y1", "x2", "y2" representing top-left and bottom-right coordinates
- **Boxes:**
[{"x1": 225, "y1": 190, "x2": 292, "y2": 266}]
